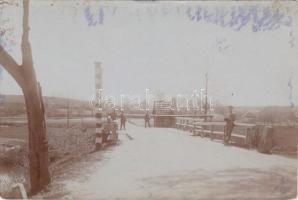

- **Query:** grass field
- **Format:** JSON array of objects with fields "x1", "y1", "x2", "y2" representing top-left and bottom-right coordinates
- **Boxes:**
[
  {"x1": 0, "y1": 126, "x2": 28, "y2": 141},
  {"x1": 0, "y1": 123, "x2": 96, "y2": 198}
]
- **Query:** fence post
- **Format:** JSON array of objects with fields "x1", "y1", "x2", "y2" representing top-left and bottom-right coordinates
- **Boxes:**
[
  {"x1": 245, "y1": 127, "x2": 252, "y2": 148},
  {"x1": 258, "y1": 126, "x2": 273, "y2": 154},
  {"x1": 193, "y1": 123, "x2": 196, "y2": 135},
  {"x1": 210, "y1": 124, "x2": 214, "y2": 140}
]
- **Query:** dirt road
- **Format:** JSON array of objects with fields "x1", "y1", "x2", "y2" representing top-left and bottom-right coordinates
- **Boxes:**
[{"x1": 35, "y1": 122, "x2": 297, "y2": 199}]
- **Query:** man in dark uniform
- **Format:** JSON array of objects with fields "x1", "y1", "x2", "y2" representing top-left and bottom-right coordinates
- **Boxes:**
[
  {"x1": 144, "y1": 111, "x2": 151, "y2": 128},
  {"x1": 224, "y1": 106, "x2": 236, "y2": 144},
  {"x1": 120, "y1": 110, "x2": 126, "y2": 130}
]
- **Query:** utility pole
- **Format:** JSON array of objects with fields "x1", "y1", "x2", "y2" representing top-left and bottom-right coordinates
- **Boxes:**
[
  {"x1": 145, "y1": 89, "x2": 150, "y2": 111},
  {"x1": 204, "y1": 73, "x2": 208, "y2": 115},
  {"x1": 80, "y1": 104, "x2": 83, "y2": 128},
  {"x1": 200, "y1": 89, "x2": 204, "y2": 112},
  {"x1": 67, "y1": 98, "x2": 70, "y2": 129},
  {"x1": 120, "y1": 94, "x2": 124, "y2": 111}
]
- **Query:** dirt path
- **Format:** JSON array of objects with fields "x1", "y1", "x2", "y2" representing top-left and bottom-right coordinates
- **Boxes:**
[{"x1": 35, "y1": 123, "x2": 297, "y2": 199}]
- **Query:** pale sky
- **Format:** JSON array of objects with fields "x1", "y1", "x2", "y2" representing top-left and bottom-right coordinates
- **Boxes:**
[{"x1": 0, "y1": 0, "x2": 297, "y2": 106}]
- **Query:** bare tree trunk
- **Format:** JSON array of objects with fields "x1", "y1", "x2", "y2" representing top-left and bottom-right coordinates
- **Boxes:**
[
  {"x1": 21, "y1": 0, "x2": 50, "y2": 194},
  {"x1": 0, "y1": 0, "x2": 51, "y2": 194},
  {"x1": 23, "y1": 83, "x2": 50, "y2": 193}
]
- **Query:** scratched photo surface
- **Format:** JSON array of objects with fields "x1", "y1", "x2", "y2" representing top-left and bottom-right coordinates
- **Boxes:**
[{"x1": 0, "y1": 0, "x2": 297, "y2": 199}]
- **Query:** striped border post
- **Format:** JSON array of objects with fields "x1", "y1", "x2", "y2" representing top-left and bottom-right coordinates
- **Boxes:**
[{"x1": 94, "y1": 62, "x2": 103, "y2": 150}]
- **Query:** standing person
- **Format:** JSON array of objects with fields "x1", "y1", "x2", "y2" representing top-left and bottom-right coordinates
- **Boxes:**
[
  {"x1": 120, "y1": 110, "x2": 126, "y2": 130},
  {"x1": 110, "y1": 109, "x2": 117, "y2": 121},
  {"x1": 224, "y1": 106, "x2": 236, "y2": 144},
  {"x1": 144, "y1": 111, "x2": 151, "y2": 128}
]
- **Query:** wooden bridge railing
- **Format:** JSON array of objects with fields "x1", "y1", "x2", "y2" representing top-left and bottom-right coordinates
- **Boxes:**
[{"x1": 175, "y1": 117, "x2": 263, "y2": 148}]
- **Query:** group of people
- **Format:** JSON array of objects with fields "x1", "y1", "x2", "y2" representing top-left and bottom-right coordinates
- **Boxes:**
[
  {"x1": 110, "y1": 106, "x2": 235, "y2": 144},
  {"x1": 109, "y1": 110, "x2": 152, "y2": 130},
  {"x1": 107, "y1": 110, "x2": 127, "y2": 130}
]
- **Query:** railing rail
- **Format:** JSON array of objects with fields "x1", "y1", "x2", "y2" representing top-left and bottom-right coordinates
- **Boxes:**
[{"x1": 175, "y1": 117, "x2": 258, "y2": 147}]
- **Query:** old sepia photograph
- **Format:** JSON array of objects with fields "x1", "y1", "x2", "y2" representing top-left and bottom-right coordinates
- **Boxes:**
[{"x1": 0, "y1": 0, "x2": 297, "y2": 199}]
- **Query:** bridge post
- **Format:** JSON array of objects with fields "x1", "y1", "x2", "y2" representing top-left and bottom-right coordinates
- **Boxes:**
[
  {"x1": 94, "y1": 62, "x2": 103, "y2": 150},
  {"x1": 245, "y1": 127, "x2": 252, "y2": 148},
  {"x1": 258, "y1": 126, "x2": 273, "y2": 154}
]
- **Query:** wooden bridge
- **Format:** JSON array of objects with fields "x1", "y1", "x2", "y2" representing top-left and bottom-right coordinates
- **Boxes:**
[{"x1": 175, "y1": 116, "x2": 274, "y2": 153}]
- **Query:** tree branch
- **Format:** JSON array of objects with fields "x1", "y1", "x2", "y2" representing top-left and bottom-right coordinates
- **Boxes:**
[
  {"x1": 21, "y1": 0, "x2": 36, "y2": 86},
  {"x1": 22, "y1": 0, "x2": 33, "y2": 67},
  {"x1": 0, "y1": 0, "x2": 9, "y2": 5},
  {"x1": 0, "y1": 44, "x2": 25, "y2": 87}
]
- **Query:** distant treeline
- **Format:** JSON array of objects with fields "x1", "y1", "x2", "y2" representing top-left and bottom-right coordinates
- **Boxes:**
[
  {"x1": 1, "y1": 95, "x2": 297, "y2": 125},
  {"x1": 0, "y1": 95, "x2": 93, "y2": 117},
  {"x1": 216, "y1": 105, "x2": 298, "y2": 125}
]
